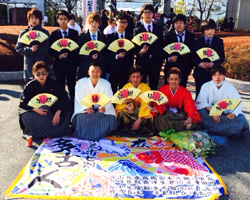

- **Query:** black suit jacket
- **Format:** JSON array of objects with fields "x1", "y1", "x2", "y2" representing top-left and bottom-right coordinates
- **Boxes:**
[
  {"x1": 134, "y1": 23, "x2": 163, "y2": 68},
  {"x1": 77, "y1": 30, "x2": 107, "y2": 76},
  {"x1": 164, "y1": 30, "x2": 194, "y2": 73},
  {"x1": 193, "y1": 35, "x2": 225, "y2": 78},
  {"x1": 50, "y1": 28, "x2": 78, "y2": 70},
  {"x1": 106, "y1": 31, "x2": 134, "y2": 74}
]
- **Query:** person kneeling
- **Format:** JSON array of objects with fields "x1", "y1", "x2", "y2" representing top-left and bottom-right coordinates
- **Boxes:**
[
  {"x1": 72, "y1": 62, "x2": 118, "y2": 141},
  {"x1": 19, "y1": 61, "x2": 71, "y2": 139},
  {"x1": 115, "y1": 66, "x2": 154, "y2": 136},
  {"x1": 195, "y1": 64, "x2": 249, "y2": 137},
  {"x1": 150, "y1": 67, "x2": 201, "y2": 132}
]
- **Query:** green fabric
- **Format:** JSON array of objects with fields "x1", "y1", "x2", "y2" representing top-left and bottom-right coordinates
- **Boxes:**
[
  {"x1": 154, "y1": 110, "x2": 201, "y2": 132},
  {"x1": 117, "y1": 107, "x2": 154, "y2": 136}
]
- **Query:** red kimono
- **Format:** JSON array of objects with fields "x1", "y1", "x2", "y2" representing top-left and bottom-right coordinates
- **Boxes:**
[{"x1": 152, "y1": 85, "x2": 201, "y2": 123}]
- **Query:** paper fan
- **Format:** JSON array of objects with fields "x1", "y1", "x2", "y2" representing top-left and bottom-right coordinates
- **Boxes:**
[
  {"x1": 80, "y1": 93, "x2": 111, "y2": 107},
  {"x1": 28, "y1": 93, "x2": 58, "y2": 109},
  {"x1": 107, "y1": 39, "x2": 135, "y2": 53},
  {"x1": 79, "y1": 40, "x2": 106, "y2": 55},
  {"x1": 19, "y1": 30, "x2": 49, "y2": 45},
  {"x1": 111, "y1": 88, "x2": 141, "y2": 104},
  {"x1": 139, "y1": 90, "x2": 168, "y2": 106},
  {"x1": 196, "y1": 47, "x2": 220, "y2": 62},
  {"x1": 132, "y1": 32, "x2": 158, "y2": 46},
  {"x1": 50, "y1": 38, "x2": 79, "y2": 53},
  {"x1": 163, "y1": 42, "x2": 191, "y2": 55},
  {"x1": 209, "y1": 99, "x2": 241, "y2": 116}
]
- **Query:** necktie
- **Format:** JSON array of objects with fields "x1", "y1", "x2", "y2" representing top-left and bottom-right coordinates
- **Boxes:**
[
  {"x1": 177, "y1": 34, "x2": 183, "y2": 43},
  {"x1": 206, "y1": 39, "x2": 210, "y2": 47},
  {"x1": 121, "y1": 34, "x2": 124, "y2": 39},
  {"x1": 63, "y1": 31, "x2": 67, "y2": 38},
  {"x1": 92, "y1": 34, "x2": 96, "y2": 40},
  {"x1": 148, "y1": 25, "x2": 151, "y2": 33}
]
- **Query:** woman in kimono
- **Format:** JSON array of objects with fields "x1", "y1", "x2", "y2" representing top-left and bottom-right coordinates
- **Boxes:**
[
  {"x1": 16, "y1": 8, "x2": 49, "y2": 82},
  {"x1": 196, "y1": 64, "x2": 249, "y2": 137},
  {"x1": 19, "y1": 61, "x2": 71, "y2": 139},
  {"x1": 115, "y1": 66, "x2": 154, "y2": 136},
  {"x1": 150, "y1": 67, "x2": 201, "y2": 132},
  {"x1": 72, "y1": 62, "x2": 118, "y2": 141}
]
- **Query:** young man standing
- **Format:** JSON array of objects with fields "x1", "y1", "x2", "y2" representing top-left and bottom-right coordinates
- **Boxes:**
[
  {"x1": 50, "y1": 10, "x2": 78, "y2": 108},
  {"x1": 134, "y1": 4, "x2": 163, "y2": 90},
  {"x1": 106, "y1": 13, "x2": 134, "y2": 93},
  {"x1": 193, "y1": 19, "x2": 225, "y2": 97},
  {"x1": 164, "y1": 14, "x2": 195, "y2": 87},
  {"x1": 77, "y1": 12, "x2": 106, "y2": 79}
]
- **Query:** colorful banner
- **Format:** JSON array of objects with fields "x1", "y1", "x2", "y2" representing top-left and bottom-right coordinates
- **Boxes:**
[
  {"x1": 82, "y1": 0, "x2": 96, "y2": 25},
  {"x1": 5, "y1": 136, "x2": 227, "y2": 199}
]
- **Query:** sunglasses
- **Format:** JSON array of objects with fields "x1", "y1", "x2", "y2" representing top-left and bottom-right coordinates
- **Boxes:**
[{"x1": 35, "y1": 71, "x2": 47, "y2": 77}]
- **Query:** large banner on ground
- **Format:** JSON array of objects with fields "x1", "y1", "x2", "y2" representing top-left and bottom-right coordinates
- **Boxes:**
[{"x1": 5, "y1": 136, "x2": 227, "y2": 199}]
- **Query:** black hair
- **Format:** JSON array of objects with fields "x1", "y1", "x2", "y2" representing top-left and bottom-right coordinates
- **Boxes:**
[
  {"x1": 56, "y1": 10, "x2": 69, "y2": 20},
  {"x1": 201, "y1": 19, "x2": 216, "y2": 33},
  {"x1": 173, "y1": 14, "x2": 186, "y2": 25},
  {"x1": 140, "y1": 4, "x2": 155, "y2": 18},
  {"x1": 210, "y1": 64, "x2": 227, "y2": 76},
  {"x1": 116, "y1": 13, "x2": 129, "y2": 22},
  {"x1": 68, "y1": 13, "x2": 75, "y2": 21},
  {"x1": 129, "y1": 65, "x2": 142, "y2": 76},
  {"x1": 89, "y1": 61, "x2": 101, "y2": 70},
  {"x1": 169, "y1": 8, "x2": 174, "y2": 13}
]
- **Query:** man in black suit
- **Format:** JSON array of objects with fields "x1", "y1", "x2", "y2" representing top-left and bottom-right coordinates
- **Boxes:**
[
  {"x1": 77, "y1": 12, "x2": 106, "y2": 79},
  {"x1": 193, "y1": 19, "x2": 225, "y2": 97},
  {"x1": 134, "y1": 4, "x2": 163, "y2": 90},
  {"x1": 164, "y1": 14, "x2": 195, "y2": 87},
  {"x1": 50, "y1": 10, "x2": 78, "y2": 107},
  {"x1": 106, "y1": 13, "x2": 134, "y2": 93}
]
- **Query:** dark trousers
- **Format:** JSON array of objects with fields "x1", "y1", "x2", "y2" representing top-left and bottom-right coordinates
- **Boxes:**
[
  {"x1": 54, "y1": 65, "x2": 76, "y2": 106},
  {"x1": 195, "y1": 75, "x2": 211, "y2": 99},
  {"x1": 141, "y1": 59, "x2": 161, "y2": 90},
  {"x1": 109, "y1": 71, "x2": 129, "y2": 94}
]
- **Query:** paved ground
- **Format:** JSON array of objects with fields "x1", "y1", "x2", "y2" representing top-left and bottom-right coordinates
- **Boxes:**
[{"x1": 0, "y1": 79, "x2": 250, "y2": 200}]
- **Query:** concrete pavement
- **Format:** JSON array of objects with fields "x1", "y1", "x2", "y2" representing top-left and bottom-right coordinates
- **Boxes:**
[{"x1": 0, "y1": 79, "x2": 250, "y2": 200}]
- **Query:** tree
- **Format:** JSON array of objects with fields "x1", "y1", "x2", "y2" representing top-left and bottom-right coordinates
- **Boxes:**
[
  {"x1": 60, "y1": 0, "x2": 78, "y2": 13},
  {"x1": 189, "y1": 0, "x2": 225, "y2": 22}
]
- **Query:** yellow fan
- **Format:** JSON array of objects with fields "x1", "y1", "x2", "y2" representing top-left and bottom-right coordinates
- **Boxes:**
[
  {"x1": 209, "y1": 99, "x2": 241, "y2": 116},
  {"x1": 139, "y1": 90, "x2": 168, "y2": 106},
  {"x1": 79, "y1": 40, "x2": 106, "y2": 55},
  {"x1": 50, "y1": 38, "x2": 79, "y2": 52},
  {"x1": 19, "y1": 30, "x2": 49, "y2": 45},
  {"x1": 132, "y1": 32, "x2": 158, "y2": 46},
  {"x1": 107, "y1": 39, "x2": 135, "y2": 53},
  {"x1": 80, "y1": 93, "x2": 111, "y2": 107},
  {"x1": 196, "y1": 47, "x2": 220, "y2": 62},
  {"x1": 111, "y1": 88, "x2": 141, "y2": 104},
  {"x1": 164, "y1": 42, "x2": 191, "y2": 55},
  {"x1": 28, "y1": 93, "x2": 58, "y2": 109}
]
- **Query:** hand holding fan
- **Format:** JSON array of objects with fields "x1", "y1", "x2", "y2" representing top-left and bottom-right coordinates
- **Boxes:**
[
  {"x1": 51, "y1": 38, "x2": 79, "y2": 53},
  {"x1": 79, "y1": 40, "x2": 106, "y2": 55},
  {"x1": 28, "y1": 93, "x2": 58, "y2": 109},
  {"x1": 19, "y1": 30, "x2": 49, "y2": 46},
  {"x1": 80, "y1": 93, "x2": 111, "y2": 108},
  {"x1": 139, "y1": 91, "x2": 168, "y2": 106},
  {"x1": 107, "y1": 39, "x2": 135, "y2": 53},
  {"x1": 132, "y1": 32, "x2": 158, "y2": 46},
  {"x1": 196, "y1": 47, "x2": 220, "y2": 62},
  {"x1": 209, "y1": 99, "x2": 241, "y2": 116},
  {"x1": 111, "y1": 88, "x2": 141, "y2": 104},
  {"x1": 164, "y1": 42, "x2": 191, "y2": 55}
]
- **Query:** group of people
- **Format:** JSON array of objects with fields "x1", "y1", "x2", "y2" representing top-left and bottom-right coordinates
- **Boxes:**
[{"x1": 17, "y1": 4, "x2": 249, "y2": 142}]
